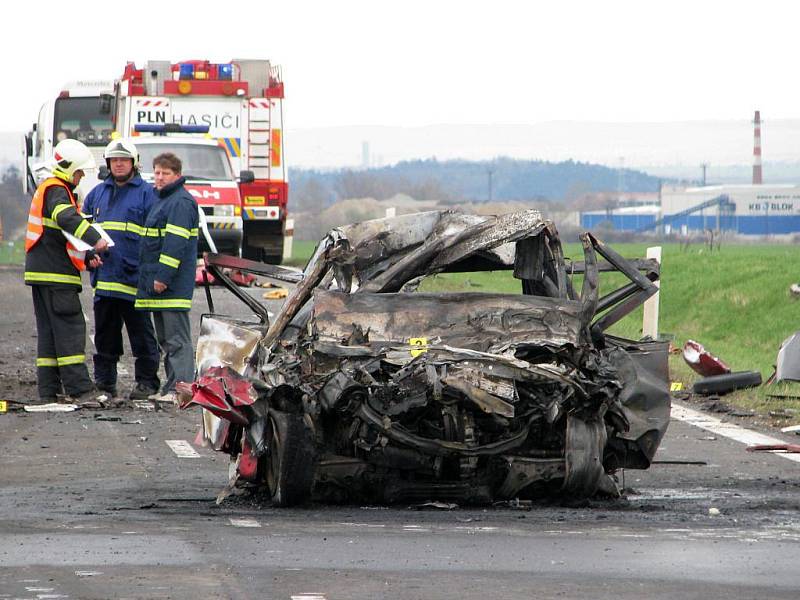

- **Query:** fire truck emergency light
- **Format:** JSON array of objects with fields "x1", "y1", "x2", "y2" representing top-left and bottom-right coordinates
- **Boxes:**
[
  {"x1": 178, "y1": 63, "x2": 195, "y2": 80},
  {"x1": 218, "y1": 64, "x2": 233, "y2": 80}
]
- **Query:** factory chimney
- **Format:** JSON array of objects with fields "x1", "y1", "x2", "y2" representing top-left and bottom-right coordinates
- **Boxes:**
[{"x1": 752, "y1": 110, "x2": 763, "y2": 184}]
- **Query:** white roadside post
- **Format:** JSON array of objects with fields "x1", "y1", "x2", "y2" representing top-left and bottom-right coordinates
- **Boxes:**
[
  {"x1": 642, "y1": 246, "x2": 661, "y2": 339},
  {"x1": 283, "y1": 218, "x2": 294, "y2": 261},
  {"x1": 385, "y1": 207, "x2": 396, "y2": 218}
]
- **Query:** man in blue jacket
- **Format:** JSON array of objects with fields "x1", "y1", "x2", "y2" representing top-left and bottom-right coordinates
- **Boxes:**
[
  {"x1": 135, "y1": 152, "x2": 199, "y2": 403},
  {"x1": 83, "y1": 139, "x2": 160, "y2": 400}
]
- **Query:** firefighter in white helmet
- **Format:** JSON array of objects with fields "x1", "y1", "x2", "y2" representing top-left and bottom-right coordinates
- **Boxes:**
[
  {"x1": 24, "y1": 139, "x2": 109, "y2": 402},
  {"x1": 82, "y1": 138, "x2": 161, "y2": 400}
]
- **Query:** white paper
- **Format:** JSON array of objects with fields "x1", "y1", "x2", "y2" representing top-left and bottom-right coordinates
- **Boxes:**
[
  {"x1": 24, "y1": 403, "x2": 78, "y2": 412},
  {"x1": 63, "y1": 223, "x2": 115, "y2": 252}
]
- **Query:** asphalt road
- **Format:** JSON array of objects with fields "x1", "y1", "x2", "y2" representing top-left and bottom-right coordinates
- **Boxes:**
[{"x1": 1, "y1": 267, "x2": 799, "y2": 599}]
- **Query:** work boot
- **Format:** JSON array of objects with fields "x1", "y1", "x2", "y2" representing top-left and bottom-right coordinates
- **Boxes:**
[
  {"x1": 150, "y1": 391, "x2": 178, "y2": 404},
  {"x1": 96, "y1": 383, "x2": 118, "y2": 398},
  {"x1": 68, "y1": 388, "x2": 112, "y2": 405},
  {"x1": 129, "y1": 382, "x2": 159, "y2": 400}
]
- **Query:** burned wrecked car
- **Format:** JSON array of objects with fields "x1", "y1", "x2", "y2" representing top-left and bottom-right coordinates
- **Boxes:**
[{"x1": 179, "y1": 209, "x2": 671, "y2": 505}]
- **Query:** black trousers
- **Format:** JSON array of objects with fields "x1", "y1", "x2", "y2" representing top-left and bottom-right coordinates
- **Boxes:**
[
  {"x1": 31, "y1": 285, "x2": 93, "y2": 399},
  {"x1": 93, "y1": 296, "x2": 160, "y2": 391}
]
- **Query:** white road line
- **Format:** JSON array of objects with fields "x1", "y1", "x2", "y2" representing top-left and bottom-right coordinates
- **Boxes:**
[
  {"x1": 229, "y1": 518, "x2": 261, "y2": 528},
  {"x1": 165, "y1": 439, "x2": 200, "y2": 458},
  {"x1": 402, "y1": 525, "x2": 431, "y2": 532},
  {"x1": 291, "y1": 595, "x2": 327, "y2": 600},
  {"x1": 671, "y1": 401, "x2": 800, "y2": 463}
]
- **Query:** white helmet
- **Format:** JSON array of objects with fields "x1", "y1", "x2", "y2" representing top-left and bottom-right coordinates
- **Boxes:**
[
  {"x1": 104, "y1": 139, "x2": 139, "y2": 169},
  {"x1": 52, "y1": 139, "x2": 95, "y2": 180}
]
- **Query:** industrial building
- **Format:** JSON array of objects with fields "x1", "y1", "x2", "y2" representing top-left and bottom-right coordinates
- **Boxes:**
[
  {"x1": 580, "y1": 111, "x2": 800, "y2": 238},
  {"x1": 582, "y1": 184, "x2": 800, "y2": 238}
]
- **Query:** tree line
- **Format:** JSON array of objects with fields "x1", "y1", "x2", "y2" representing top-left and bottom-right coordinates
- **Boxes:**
[
  {"x1": 0, "y1": 165, "x2": 28, "y2": 240},
  {"x1": 289, "y1": 157, "x2": 664, "y2": 213}
]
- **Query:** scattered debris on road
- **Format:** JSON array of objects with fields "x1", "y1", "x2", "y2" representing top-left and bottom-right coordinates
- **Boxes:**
[
  {"x1": 692, "y1": 371, "x2": 762, "y2": 396},
  {"x1": 23, "y1": 403, "x2": 78, "y2": 413},
  {"x1": 683, "y1": 340, "x2": 730, "y2": 377},
  {"x1": 262, "y1": 287, "x2": 288, "y2": 300},
  {"x1": 770, "y1": 331, "x2": 800, "y2": 383},
  {"x1": 747, "y1": 443, "x2": 800, "y2": 454}
]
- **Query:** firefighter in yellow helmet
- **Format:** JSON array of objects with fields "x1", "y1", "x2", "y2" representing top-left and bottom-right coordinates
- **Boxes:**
[{"x1": 24, "y1": 139, "x2": 109, "y2": 402}]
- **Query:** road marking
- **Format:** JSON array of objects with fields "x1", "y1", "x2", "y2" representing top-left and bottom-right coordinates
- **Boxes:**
[
  {"x1": 165, "y1": 440, "x2": 200, "y2": 458},
  {"x1": 229, "y1": 518, "x2": 261, "y2": 528},
  {"x1": 291, "y1": 595, "x2": 327, "y2": 600},
  {"x1": 671, "y1": 402, "x2": 800, "y2": 463}
]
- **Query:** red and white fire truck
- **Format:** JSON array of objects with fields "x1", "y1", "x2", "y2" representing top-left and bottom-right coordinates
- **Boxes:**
[{"x1": 113, "y1": 59, "x2": 288, "y2": 263}]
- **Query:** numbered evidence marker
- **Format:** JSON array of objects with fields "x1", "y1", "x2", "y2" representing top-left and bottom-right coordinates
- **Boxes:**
[{"x1": 409, "y1": 337, "x2": 428, "y2": 358}]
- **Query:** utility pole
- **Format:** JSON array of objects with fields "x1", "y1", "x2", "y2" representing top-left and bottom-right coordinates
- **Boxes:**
[
  {"x1": 487, "y1": 165, "x2": 494, "y2": 202},
  {"x1": 701, "y1": 163, "x2": 708, "y2": 186}
]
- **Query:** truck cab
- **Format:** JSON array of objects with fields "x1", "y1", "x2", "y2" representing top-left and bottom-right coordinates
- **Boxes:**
[
  {"x1": 23, "y1": 80, "x2": 115, "y2": 203},
  {"x1": 132, "y1": 136, "x2": 247, "y2": 256}
]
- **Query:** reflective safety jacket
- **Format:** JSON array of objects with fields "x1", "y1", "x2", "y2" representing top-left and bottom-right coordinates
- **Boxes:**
[
  {"x1": 135, "y1": 177, "x2": 199, "y2": 311},
  {"x1": 82, "y1": 174, "x2": 157, "y2": 300},
  {"x1": 24, "y1": 177, "x2": 101, "y2": 287}
]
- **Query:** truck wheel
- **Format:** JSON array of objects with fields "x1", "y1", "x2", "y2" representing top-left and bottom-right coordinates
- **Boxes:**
[
  {"x1": 265, "y1": 411, "x2": 315, "y2": 506},
  {"x1": 692, "y1": 371, "x2": 762, "y2": 395}
]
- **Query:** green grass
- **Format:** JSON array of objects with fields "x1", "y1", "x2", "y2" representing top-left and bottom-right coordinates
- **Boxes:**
[
  {"x1": 283, "y1": 239, "x2": 317, "y2": 268},
  {"x1": 0, "y1": 240, "x2": 24, "y2": 265}
]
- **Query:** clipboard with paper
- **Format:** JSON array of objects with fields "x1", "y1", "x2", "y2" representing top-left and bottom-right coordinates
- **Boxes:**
[{"x1": 62, "y1": 222, "x2": 115, "y2": 253}]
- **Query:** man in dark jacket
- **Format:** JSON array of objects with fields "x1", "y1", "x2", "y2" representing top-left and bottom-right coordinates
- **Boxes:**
[
  {"x1": 83, "y1": 139, "x2": 160, "y2": 400},
  {"x1": 25, "y1": 139, "x2": 109, "y2": 401},
  {"x1": 135, "y1": 152, "x2": 199, "y2": 403}
]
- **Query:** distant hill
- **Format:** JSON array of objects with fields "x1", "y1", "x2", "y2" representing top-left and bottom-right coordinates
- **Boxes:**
[
  {"x1": 289, "y1": 157, "x2": 664, "y2": 210},
  {"x1": 286, "y1": 120, "x2": 800, "y2": 172}
]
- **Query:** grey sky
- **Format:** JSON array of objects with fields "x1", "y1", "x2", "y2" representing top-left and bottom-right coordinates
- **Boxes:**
[{"x1": 2, "y1": 0, "x2": 797, "y2": 134}]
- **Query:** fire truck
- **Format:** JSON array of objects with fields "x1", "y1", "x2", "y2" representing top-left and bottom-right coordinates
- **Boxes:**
[{"x1": 113, "y1": 59, "x2": 288, "y2": 263}]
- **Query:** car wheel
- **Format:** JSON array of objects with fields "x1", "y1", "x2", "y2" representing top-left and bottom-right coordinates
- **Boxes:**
[
  {"x1": 692, "y1": 371, "x2": 762, "y2": 395},
  {"x1": 265, "y1": 410, "x2": 315, "y2": 506}
]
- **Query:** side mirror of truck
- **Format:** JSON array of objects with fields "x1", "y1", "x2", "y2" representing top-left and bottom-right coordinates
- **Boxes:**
[
  {"x1": 239, "y1": 170, "x2": 255, "y2": 184},
  {"x1": 24, "y1": 134, "x2": 32, "y2": 158},
  {"x1": 99, "y1": 94, "x2": 114, "y2": 114},
  {"x1": 98, "y1": 166, "x2": 109, "y2": 180}
]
